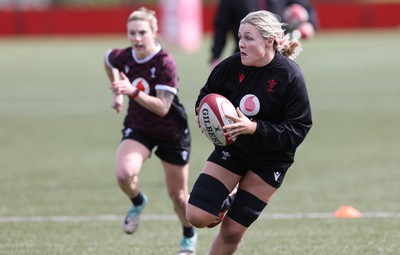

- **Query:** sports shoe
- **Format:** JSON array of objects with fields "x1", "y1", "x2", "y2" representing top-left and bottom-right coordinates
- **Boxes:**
[
  {"x1": 123, "y1": 194, "x2": 148, "y2": 234},
  {"x1": 177, "y1": 231, "x2": 197, "y2": 255},
  {"x1": 207, "y1": 187, "x2": 237, "y2": 228}
]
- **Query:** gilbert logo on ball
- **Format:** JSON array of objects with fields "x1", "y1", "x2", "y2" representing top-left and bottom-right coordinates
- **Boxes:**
[{"x1": 198, "y1": 93, "x2": 237, "y2": 146}]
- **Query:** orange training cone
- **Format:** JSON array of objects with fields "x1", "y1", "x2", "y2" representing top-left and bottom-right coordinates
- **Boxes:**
[{"x1": 334, "y1": 206, "x2": 362, "y2": 218}]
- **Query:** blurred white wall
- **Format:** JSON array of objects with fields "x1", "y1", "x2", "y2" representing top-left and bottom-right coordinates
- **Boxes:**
[{"x1": 0, "y1": 0, "x2": 50, "y2": 10}]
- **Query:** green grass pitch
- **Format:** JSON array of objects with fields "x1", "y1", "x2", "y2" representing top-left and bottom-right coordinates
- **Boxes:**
[{"x1": 0, "y1": 30, "x2": 399, "y2": 254}]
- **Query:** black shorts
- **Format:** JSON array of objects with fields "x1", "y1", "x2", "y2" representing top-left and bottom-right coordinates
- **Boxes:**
[
  {"x1": 121, "y1": 127, "x2": 191, "y2": 166},
  {"x1": 207, "y1": 146, "x2": 288, "y2": 188}
]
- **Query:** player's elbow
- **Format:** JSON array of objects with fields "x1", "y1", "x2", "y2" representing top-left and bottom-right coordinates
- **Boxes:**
[
  {"x1": 157, "y1": 111, "x2": 168, "y2": 118},
  {"x1": 156, "y1": 102, "x2": 172, "y2": 117},
  {"x1": 155, "y1": 107, "x2": 169, "y2": 117}
]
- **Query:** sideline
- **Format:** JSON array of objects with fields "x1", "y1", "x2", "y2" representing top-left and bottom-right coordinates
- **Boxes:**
[{"x1": 1, "y1": 212, "x2": 400, "y2": 223}]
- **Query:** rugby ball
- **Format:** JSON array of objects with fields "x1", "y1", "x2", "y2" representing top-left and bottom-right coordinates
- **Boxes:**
[{"x1": 198, "y1": 93, "x2": 237, "y2": 146}]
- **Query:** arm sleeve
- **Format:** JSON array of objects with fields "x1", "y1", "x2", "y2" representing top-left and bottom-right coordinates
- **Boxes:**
[{"x1": 104, "y1": 49, "x2": 115, "y2": 68}]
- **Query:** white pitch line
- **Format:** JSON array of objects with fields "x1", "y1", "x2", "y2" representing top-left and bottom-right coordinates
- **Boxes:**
[{"x1": 0, "y1": 212, "x2": 400, "y2": 223}]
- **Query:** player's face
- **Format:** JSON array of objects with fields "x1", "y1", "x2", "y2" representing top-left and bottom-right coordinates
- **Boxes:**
[
  {"x1": 238, "y1": 23, "x2": 271, "y2": 67},
  {"x1": 127, "y1": 20, "x2": 157, "y2": 59}
]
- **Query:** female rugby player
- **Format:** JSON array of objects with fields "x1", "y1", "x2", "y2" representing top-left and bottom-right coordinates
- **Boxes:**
[
  {"x1": 187, "y1": 10, "x2": 312, "y2": 254},
  {"x1": 104, "y1": 7, "x2": 196, "y2": 255}
]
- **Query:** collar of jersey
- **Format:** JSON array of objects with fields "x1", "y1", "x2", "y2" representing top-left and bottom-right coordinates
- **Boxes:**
[{"x1": 131, "y1": 44, "x2": 161, "y2": 64}]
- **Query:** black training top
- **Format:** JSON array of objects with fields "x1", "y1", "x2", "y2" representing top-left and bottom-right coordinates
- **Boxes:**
[{"x1": 196, "y1": 52, "x2": 312, "y2": 168}]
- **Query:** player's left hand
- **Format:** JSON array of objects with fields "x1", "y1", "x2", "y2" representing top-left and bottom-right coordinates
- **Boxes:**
[{"x1": 111, "y1": 94, "x2": 124, "y2": 113}]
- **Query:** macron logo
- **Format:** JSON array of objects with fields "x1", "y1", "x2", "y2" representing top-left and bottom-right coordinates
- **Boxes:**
[
  {"x1": 124, "y1": 128, "x2": 133, "y2": 137},
  {"x1": 273, "y1": 172, "x2": 281, "y2": 182}
]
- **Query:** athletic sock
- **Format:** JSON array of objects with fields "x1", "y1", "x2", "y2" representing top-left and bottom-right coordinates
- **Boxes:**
[
  {"x1": 183, "y1": 226, "x2": 195, "y2": 238},
  {"x1": 130, "y1": 193, "x2": 144, "y2": 206}
]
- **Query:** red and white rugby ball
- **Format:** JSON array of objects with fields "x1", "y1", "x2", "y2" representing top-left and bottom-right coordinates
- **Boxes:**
[{"x1": 198, "y1": 93, "x2": 237, "y2": 146}]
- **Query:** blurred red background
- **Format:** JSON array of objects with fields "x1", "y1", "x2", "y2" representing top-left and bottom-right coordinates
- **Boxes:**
[{"x1": 0, "y1": 1, "x2": 399, "y2": 36}]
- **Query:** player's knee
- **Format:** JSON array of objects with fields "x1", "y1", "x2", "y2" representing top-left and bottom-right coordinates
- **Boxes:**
[
  {"x1": 186, "y1": 204, "x2": 214, "y2": 228},
  {"x1": 219, "y1": 225, "x2": 244, "y2": 246},
  {"x1": 227, "y1": 189, "x2": 267, "y2": 227},
  {"x1": 187, "y1": 173, "x2": 229, "y2": 227},
  {"x1": 115, "y1": 171, "x2": 128, "y2": 186},
  {"x1": 168, "y1": 189, "x2": 187, "y2": 207},
  {"x1": 115, "y1": 168, "x2": 137, "y2": 187}
]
